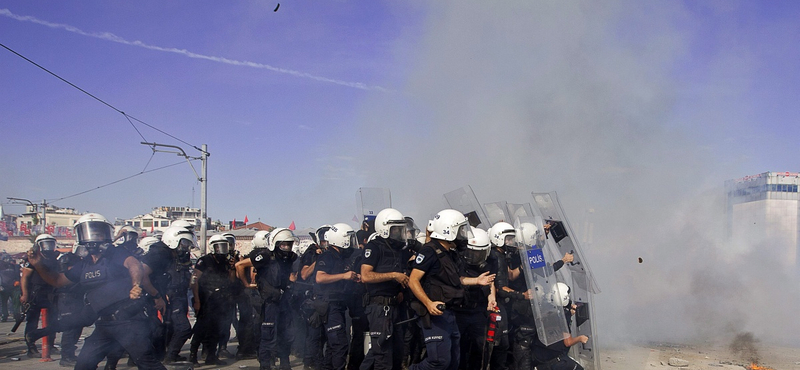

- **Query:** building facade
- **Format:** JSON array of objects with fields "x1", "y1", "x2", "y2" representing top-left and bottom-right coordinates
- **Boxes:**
[
  {"x1": 725, "y1": 171, "x2": 800, "y2": 267},
  {"x1": 123, "y1": 206, "x2": 206, "y2": 235}
]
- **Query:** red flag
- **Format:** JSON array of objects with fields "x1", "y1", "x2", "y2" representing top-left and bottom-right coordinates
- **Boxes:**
[
  {"x1": 150, "y1": 223, "x2": 154, "y2": 233},
  {"x1": 233, "y1": 219, "x2": 236, "y2": 230},
  {"x1": 289, "y1": 221, "x2": 296, "y2": 231},
  {"x1": 244, "y1": 215, "x2": 249, "y2": 225}
]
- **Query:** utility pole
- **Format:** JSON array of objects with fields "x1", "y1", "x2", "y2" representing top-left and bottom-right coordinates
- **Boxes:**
[
  {"x1": 6, "y1": 197, "x2": 42, "y2": 234},
  {"x1": 141, "y1": 142, "x2": 210, "y2": 255}
]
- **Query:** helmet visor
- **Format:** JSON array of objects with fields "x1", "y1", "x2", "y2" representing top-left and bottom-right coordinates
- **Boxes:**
[
  {"x1": 277, "y1": 240, "x2": 294, "y2": 252},
  {"x1": 503, "y1": 234, "x2": 516, "y2": 247},
  {"x1": 37, "y1": 239, "x2": 57, "y2": 252},
  {"x1": 177, "y1": 238, "x2": 195, "y2": 252},
  {"x1": 213, "y1": 241, "x2": 230, "y2": 255},
  {"x1": 462, "y1": 248, "x2": 489, "y2": 265},
  {"x1": 75, "y1": 221, "x2": 113, "y2": 245},
  {"x1": 387, "y1": 223, "x2": 407, "y2": 242},
  {"x1": 455, "y1": 224, "x2": 473, "y2": 241}
]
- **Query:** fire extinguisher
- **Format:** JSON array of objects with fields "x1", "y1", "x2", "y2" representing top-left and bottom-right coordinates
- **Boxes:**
[{"x1": 487, "y1": 307, "x2": 501, "y2": 345}]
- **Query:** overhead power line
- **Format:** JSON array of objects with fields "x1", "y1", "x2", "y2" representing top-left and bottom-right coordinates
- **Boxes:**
[{"x1": 0, "y1": 41, "x2": 204, "y2": 153}]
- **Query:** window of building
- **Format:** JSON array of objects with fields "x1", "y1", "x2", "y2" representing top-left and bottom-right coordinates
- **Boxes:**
[
  {"x1": 143, "y1": 220, "x2": 153, "y2": 228},
  {"x1": 134, "y1": 221, "x2": 140, "y2": 228},
  {"x1": 161, "y1": 221, "x2": 169, "y2": 227}
]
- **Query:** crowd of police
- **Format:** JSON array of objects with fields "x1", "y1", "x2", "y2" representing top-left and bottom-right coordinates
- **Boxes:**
[{"x1": 13, "y1": 207, "x2": 588, "y2": 370}]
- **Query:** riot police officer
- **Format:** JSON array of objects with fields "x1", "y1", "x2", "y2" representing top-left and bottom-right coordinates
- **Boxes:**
[
  {"x1": 190, "y1": 234, "x2": 236, "y2": 366},
  {"x1": 454, "y1": 227, "x2": 497, "y2": 370},
  {"x1": 316, "y1": 223, "x2": 362, "y2": 370},
  {"x1": 21, "y1": 233, "x2": 59, "y2": 357},
  {"x1": 408, "y1": 210, "x2": 495, "y2": 370},
  {"x1": 28, "y1": 213, "x2": 167, "y2": 370},
  {"x1": 360, "y1": 208, "x2": 412, "y2": 370},
  {"x1": 236, "y1": 227, "x2": 298, "y2": 370},
  {"x1": 300, "y1": 225, "x2": 331, "y2": 370},
  {"x1": 236, "y1": 230, "x2": 270, "y2": 360},
  {"x1": 115, "y1": 225, "x2": 143, "y2": 257},
  {"x1": 487, "y1": 222, "x2": 518, "y2": 370},
  {"x1": 142, "y1": 227, "x2": 194, "y2": 364}
]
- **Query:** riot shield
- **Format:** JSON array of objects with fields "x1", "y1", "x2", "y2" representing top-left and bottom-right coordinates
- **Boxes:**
[
  {"x1": 484, "y1": 201, "x2": 511, "y2": 225},
  {"x1": 514, "y1": 216, "x2": 571, "y2": 346},
  {"x1": 356, "y1": 188, "x2": 392, "y2": 233},
  {"x1": 531, "y1": 192, "x2": 600, "y2": 370},
  {"x1": 507, "y1": 203, "x2": 534, "y2": 220},
  {"x1": 443, "y1": 186, "x2": 491, "y2": 229}
]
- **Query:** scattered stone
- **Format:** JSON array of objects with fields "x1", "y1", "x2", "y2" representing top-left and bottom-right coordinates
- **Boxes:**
[
  {"x1": 708, "y1": 364, "x2": 723, "y2": 368},
  {"x1": 668, "y1": 357, "x2": 689, "y2": 367}
]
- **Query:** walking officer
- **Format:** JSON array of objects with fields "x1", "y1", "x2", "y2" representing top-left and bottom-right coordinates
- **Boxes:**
[
  {"x1": 236, "y1": 227, "x2": 298, "y2": 370},
  {"x1": 190, "y1": 234, "x2": 236, "y2": 366},
  {"x1": 316, "y1": 223, "x2": 362, "y2": 370},
  {"x1": 27, "y1": 213, "x2": 167, "y2": 370},
  {"x1": 408, "y1": 209, "x2": 495, "y2": 370},
  {"x1": 21, "y1": 233, "x2": 59, "y2": 357},
  {"x1": 360, "y1": 208, "x2": 412, "y2": 370}
]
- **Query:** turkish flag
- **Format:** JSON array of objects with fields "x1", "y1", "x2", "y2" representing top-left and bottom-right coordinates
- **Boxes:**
[
  {"x1": 233, "y1": 219, "x2": 236, "y2": 230},
  {"x1": 244, "y1": 215, "x2": 249, "y2": 225},
  {"x1": 289, "y1": 221, "x2": 296, "y2": 231}
]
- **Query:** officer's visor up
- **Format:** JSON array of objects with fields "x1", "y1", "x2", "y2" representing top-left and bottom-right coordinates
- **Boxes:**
[{"x1": 75, "y1": 221, "x2": 113, "y2": 245}]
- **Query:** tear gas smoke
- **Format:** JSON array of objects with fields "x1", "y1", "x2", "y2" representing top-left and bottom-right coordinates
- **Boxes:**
[{"x1": 350, "y1": 1, "x2": 800, "y2": 346}]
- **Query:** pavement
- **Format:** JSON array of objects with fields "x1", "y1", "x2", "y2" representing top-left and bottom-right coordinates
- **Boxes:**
[{"x1": 0, "y1": 316, "x2": 307, "y2": 370}]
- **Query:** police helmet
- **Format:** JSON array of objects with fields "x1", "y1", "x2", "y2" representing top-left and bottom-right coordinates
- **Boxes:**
[
  {"x1": 488, "y1": 222, "x2": 516, "y2": 248},
  {"x1": 34, "y1": 233, "x2": 57, "y2": 252},
  {"x1": 374, "y1": 208, "x2": 406, "y2": 242},
  {"x1": 325, "y1": 223, "x2": 356, "y2": 249},
  {"x1": 428, "y1": 209, "x2": 472, "y2": 242},
  {"x1": 463, "y1": 227, "x2": 490, "y2": 265},
  {"x1": 209, "y1": 234, "x2": 231, "y2": 255}
]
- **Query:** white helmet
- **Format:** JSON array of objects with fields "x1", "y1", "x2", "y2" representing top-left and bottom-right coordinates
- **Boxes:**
[
  {"x1": 516, "y1": 222, "x2": 540, "y2": 247},
  {"x1": 252, "y1": 230, "x2": 270, "y2": 249},
  {"x1": 34, "y1": 233, "x2": 57, "y2": 252},
  {"x1": 374, "y1": 208, "x2": 406, "y2": 242},
  {"x1": 74, "y1": 213, "x2": 114, "y2": 245},
  {"x1": 209, "y1": 234, "x2": 231, "y2": 255},
  {"x1": 268, "y1": 228, "x2": 297, "y2": 253},
  {"x1": 138, "y1": 236, "x2": 160, "y2": 254},
  {"x1": 162, "y1": 226, "x2": 196, "y2": 251},
  {"x1": 428, "y1": 209, "x2": 471, "y2": 242},
  {"x1": 222, "y1": 232, "x2": 236, "y2": 249},
  {"x1": 313, "y1": 225, "x2": 332, "y2": 246},
  {"x1": 294, "y1": 239, "x2": 313, "y2": 256},
  {"x1": 462, "y1": 227, "x2": 490, "y2": 265},
  {"x1": 171, "y1": 219, "x2": 195, "y2": 232},
  {"x1": 488, "y1": 222, "x2": 516, "y2": 247},
  {"x1": 115, "y1": 225, "x2": 140, "y2": 244},
  {"x1": 548, "y1": 282, "x2": 571, "y2": 307},
  {"x1": 325, "y1": 223, "x2": 356, "y2": 249}
]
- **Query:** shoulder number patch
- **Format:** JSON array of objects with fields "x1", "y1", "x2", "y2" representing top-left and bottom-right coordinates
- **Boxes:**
[
  {"x1": 255, "y1": 255, "x2": 263, "y2": 262},
  {"x1": 364, "y1": 249, "x2": 371, "y2": 258},
  {"x1": 415, "y1": 254, "x2": 425, "y2": 264}
]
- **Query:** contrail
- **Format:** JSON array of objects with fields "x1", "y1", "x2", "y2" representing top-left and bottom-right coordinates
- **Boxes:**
[{"x1": 0, "y1": 8, "x2": 389, "y2": 92}]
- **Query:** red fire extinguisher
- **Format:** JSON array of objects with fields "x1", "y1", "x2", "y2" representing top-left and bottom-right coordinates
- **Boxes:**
[{"x1": 487, "y1": 307, "x2": 501, "y2": 345}]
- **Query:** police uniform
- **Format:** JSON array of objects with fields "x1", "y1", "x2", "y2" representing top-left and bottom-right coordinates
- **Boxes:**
[
  {"x1": 190, "y1": 253, "x2": 235, "y2": 364},
  {"x1": 250, "y1": 247, "x2": 296, "y2": 370},
  {"x1": 409, "y1": 241, "x2": 466, "y2": 370},
  {"x1": 360, "y1": 237, "x2": 411, "y2": 370},
  {"x1": 489, "y1": 247, "x2": 513, "y2": 370},
  {"x1": 67, "y1": 246, "x2": 166, "y2": 370},
  {"x1": 315, "y1": 246, "x2": 359, "y2": 370},
  {"x1": 22, "y1": 253, "x2": 58, "y2": 355},
  {"x1": 454, "y1": 250, "x2": 497, "y2": 370},
  {"x1": 55, "y1": 252, "x2": 85, "y2": 365},
  {"x1": 0, "y1": 257, "x2": 20, "y2": 322},
  {"x1": 300, "y1": 244, "x2": 326, "y2": 370}
]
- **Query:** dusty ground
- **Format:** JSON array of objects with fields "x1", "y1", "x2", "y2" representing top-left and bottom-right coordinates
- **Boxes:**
[{"x1": 602, "y1": 341, "x2": 800, "y2": 370}]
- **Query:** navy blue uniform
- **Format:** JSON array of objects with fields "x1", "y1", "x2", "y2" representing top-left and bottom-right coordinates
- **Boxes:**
[
  {"x1": 315, "y1": 247, "x2": 363, "y2": 370},
  {"x1": 191, "y1": 254, "x2": 235, "y2": 364},
  {"x1": 251, "y1": 248, "x2": 296, "y2": 370},
  {"x1": 360, "y1": 237, "x2": 410, "y2": 370},
  {"x1": 65, "y1": 247, "x2": 166, "y2": 370},
  {"x1": 22, "y1": 253, "x2": 58, "y2": 353},
  {"x1": 409, "y1": 242, "x2": 466, "y2": 370},
  {"x1": 454, "y1": 252, "x2": 497, "y2": 370}
]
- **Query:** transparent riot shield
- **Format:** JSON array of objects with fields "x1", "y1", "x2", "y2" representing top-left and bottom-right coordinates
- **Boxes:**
[
  {"x1": 443, "y1": 186, "x2": 491, "y2": 229},
  {"x1": 484, "y1": 201, "x2": 511, "y2": 225},
  {"x1": 356, "y1": 188, "x2": 392, "y2": 233},
  {"x1": 514, "y1": 216, "x2": 570, "y2": 346},
  {"x1": 531, "y1": 192, "x2": 600, "y2": 370},
  {"x1": 507, "y1": 203, "x2": 534, "y2": 220}
]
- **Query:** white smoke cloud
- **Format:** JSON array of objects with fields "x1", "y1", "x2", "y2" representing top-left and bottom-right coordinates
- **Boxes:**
[
  {"x1": 348, "y1": 1, "x2": 800, "y2": 347},
  {"x1": 0, "y1": 8, "x2": 388, "y2": 92}
]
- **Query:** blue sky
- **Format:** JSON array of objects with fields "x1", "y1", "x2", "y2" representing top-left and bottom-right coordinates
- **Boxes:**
[{"x1": 3, "y1": 0, "x2": 800, "y2": 344}]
